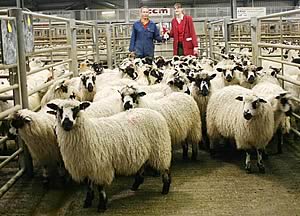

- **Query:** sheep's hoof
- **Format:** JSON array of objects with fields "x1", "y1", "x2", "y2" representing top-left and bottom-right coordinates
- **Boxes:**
[
  {"x1": 162, "y1": 172, "x2": 171, "y2": 195},
  {"x1": 191, "y1": 152, "x2": 197, "y2": 161},
  {"x1": 245, "y1": 163, "x2": 252, "y2": 174},
  {"x1": 257, "y1": 163, "x2": 265, "y2": 174},
  {"x1": 42, "y1": 178, "x2": 50, "y2": 189},
  {"x1": 83, "y1": 191, "x2": 94, "y2": 208},
  {"x1": 97, "y1": 204, "x2": 107, "y2": 212}
]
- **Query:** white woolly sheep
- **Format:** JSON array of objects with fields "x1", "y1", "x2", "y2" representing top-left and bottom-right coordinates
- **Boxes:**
[
  {"x1": 206, "y1": 85, "x2": 274, "y2": 173},
  {"x1": 119, "y1": 86, "x2": 202, "y2": 160},
  {"x1": 9, "y1": 106, "x2": 64, "y2": 185},
  {"x1": 47, "y1": 100, "x2": 172, "y2": 212}
]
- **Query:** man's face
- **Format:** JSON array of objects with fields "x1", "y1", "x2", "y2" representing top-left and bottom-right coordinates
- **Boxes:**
[
  {"x1": 174, "y1": 6, "x2": 183, "y2": 16},
  {"x1": 141, "y1": 8, "x2": 149, "y2": 19}
]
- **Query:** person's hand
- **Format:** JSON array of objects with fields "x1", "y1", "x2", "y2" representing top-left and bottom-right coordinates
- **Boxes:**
[
  {"x1": 129, "y1": 51, "x2": 135, "y2": 59},
  {"x1": 193, "y1": 47, "x2": 199, "y2": 56}
]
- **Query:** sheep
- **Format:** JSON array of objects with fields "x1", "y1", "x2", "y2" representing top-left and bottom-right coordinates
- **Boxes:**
[
  {"x1": 188, "y1": 71, "x2": 217, "y2": 149},
  {"x1": 119, "y1": 86, "x2": 202, "y2": 160},
  {"x1": 206, "y1": 85, "x2": 274, "y2": 173},
  {"x1": 253, "y1": 81, "x2": 294, "y2": 154},
  {"x1": 9, "y1": 106, "x2": 64, "y2": 185},
  {"x1": 47, "y1": 100, "x2": 172, "y2": 212},
  {"x1": 40, "y1": 78, "x2": 81, "y2": 106}
]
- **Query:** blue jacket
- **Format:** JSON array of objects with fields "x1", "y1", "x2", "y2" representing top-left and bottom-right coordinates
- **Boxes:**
[{"x1": 129, "y1": 20, "x2": 162, "y2": 58}]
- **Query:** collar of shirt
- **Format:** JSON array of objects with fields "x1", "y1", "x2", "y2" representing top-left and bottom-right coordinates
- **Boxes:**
[{"x1": 176, "y1": 14, "x2": 184, "y2": 23}]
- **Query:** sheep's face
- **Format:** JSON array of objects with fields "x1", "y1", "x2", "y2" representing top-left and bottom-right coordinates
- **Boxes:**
[
  {"x1": 236, "y1": 95, "x2": 267, "y2": 120},
  {"x1": 119, "y1": 86, "x2": 146, "y2": 110},
  {"x1": 275, "y1": 92, "x2": 293, "y2": 116},
  {"x1": 243, "y1": 65, "x2": 262, "y2": 84},
  {"x1": 91, "y1": 63, "x2": 103, "y2": 75},
  {"x1": 155, "y1": 56, "x2": 166, "y2": 69},
  {"x1": 10, "y1": 112, "x2": 31, "y2": 129},
  {"x1": 143, "y1": 68, "x2": 164, "y2": 84},
  {"x1": 81, "y1": 73, "x2": 96, "y2": 92},
  {"x1": 47, "y1": 102, "x2": 90, "y2": 131},
  {"x1": 216, "y1": 65, "x2": 241, "y2": 82},
  {"x1": 190, "y1": 73, "x2": 216, "y2": 96},
  {"x1": 167, "y1": 73, "x2": 190, "y2": 94}
]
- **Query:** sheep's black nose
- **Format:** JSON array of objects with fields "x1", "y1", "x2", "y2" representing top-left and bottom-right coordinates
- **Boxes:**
[
  {"x1": 243, "y1": 112, "x2": 252, "y2": 120},
  {"x1": 248, "y1": 76, "x2": 255, "y2": 84},
  {"x1": 124, "y1": 101, "x2": 133, "y2": 110},
  {"x1": 62, "y1": 118, "x2": 73, "y2": 131},
  {"x1": 87, "y1": 83, "x2": 94, "y2": 92},
  {"x1": 225, "y1": 75, "x2": 232, "y2": 82}
]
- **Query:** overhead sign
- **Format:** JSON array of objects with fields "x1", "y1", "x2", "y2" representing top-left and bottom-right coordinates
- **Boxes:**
[
  {"x1": 237, "y1": 7, "x2": 266, "y2": 19},
  {"x1": 149, "y1": 8, "x2": 170, "y2": 16}
]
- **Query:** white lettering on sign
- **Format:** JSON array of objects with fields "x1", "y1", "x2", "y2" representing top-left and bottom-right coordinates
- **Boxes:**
[
  {"x1": 237, "y1": 7, "x2": 266, "y2": 19},
  {"x1": 149, "y1": 8, "x2": 170, "y2": 16}
]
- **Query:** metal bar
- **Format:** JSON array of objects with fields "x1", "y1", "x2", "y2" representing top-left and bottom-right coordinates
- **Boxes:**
[
  {"x1": 0, "y1": 84, "x2": 18, "y2": 95},
  {"x1": 74, "y1": 20, "x2": 94, "y2": 26},
  {"x1": 258, "y1": 9, "x2": 300, "y2": 20},
  {"x1": 77, "y1": 52, "x2": 96, "y2": 59},
  {"x1": 290, "y1": 127, "x2": 300, "y2": 137},
  {"x1": 0, "y1": 105, "x2": 21, "y2": 120},
  {"x1": 276, "y1": 74, "x2": 300, "y2": 86},
  {"x1": 27, "y1": 59, "x2": 72, "y2": 76},
  {"x1": 76, "y1": 43, "x2": 94, "y2": 47},
  {"x1": 0, "y1": 168, "x2": 24, "y2": 198},
  {"x1": 292, "y1": 112, "x2": 300, "y2": 120},
  {"x1": 228, "y1": 41, "x2": 252, "y2": 45},
  {"x1": 258, "y1": 42, "x2": 300, "y2": 50},
  {"x1": 0, "y1": 148, "x2": 23, "y2": 170},
  {"x1": 259, "y1": 56, "x2": 300, "y2": 68},
  {"x1": 210, "y1": 19, "x2": 224, "y2": 25},
  {"x1": 106, "y1": 24, "x2": 112, "y2": 69},
  {"x1": 10, "y1": 9, "x2": 29, "y2": 109},
  {"x1": 27, "y1": 72, "x2": 73, "y2": 96},
  {"x1": 0, "y1": 136, "x2": 8, "y2": 146},
  {"x1": 92, "y1": 21, "x2": 99, "y2": 63},
  {"x1": 291, "y1": 96, "x2": 300, "y2": 103},
  {"x1": 67, "y1": 20, "x2": 78, "y2": 77},
  {"x1": 0, "y1": 64, "x2": 18, "y2": 70},
  {"x1": 23, "y1": 11, "x2": 70, "y2": 22},
  {"x1": 228, "y1": 18, "x2": 250, "y2": 25},
  {"x1": 0, "y1": 16, "x2": 15, "y2": 20},
  {"x1": 26, "y1": 45, "x2": 71, "y2": 56}
]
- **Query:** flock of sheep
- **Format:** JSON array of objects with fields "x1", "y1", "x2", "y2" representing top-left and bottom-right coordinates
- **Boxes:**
[{"x1": 0, "y1": 50, "x2": 299, "y2": 212}]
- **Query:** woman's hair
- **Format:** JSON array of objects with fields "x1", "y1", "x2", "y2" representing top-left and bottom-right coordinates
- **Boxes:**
[
  {"x1": 174, "y1": 3, "x2": 182, "y2": 8},
  {"x1": 140, "y1": 6, "x2": 149, "y2": 11}
]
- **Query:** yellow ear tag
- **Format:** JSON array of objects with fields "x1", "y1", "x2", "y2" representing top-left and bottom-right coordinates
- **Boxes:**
[
  {"x1": 27, "y1": 16, "x2": 31, "y2": 26},
  {"x1": 7, "y1": 21, "x2": 12, "y2": 33}
]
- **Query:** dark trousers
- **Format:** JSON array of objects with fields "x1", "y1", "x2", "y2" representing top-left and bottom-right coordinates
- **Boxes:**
[{"x1": 177, "y1": 42, "x2": 184, "y2": 56}]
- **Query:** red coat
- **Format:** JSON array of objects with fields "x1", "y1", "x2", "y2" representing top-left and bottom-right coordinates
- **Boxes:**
[{"x1": 170, "y1": 15, "x2": 198, "y2": 56}]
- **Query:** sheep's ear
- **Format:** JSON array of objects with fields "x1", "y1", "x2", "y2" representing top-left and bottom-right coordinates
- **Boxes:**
[
  {"x1": 256, "y1": 66, "x2": 263, "y2": 71},
  {"x1": 47, "y1": 110, "x2": 57, "y2": 115},
  {"x1": 137, "y1": 92, "x2": 146, "y2": 97},
  {"x1": 258, "y1": 98, "x2": 267, "y2": 103},
  {"x1": 234, "y1": 66, "x2": 243, "y2": 71},
  {"x1": 275, "y1": 92, "x2": 288, "y2": 99},
  {"x1": 47, "y1": 103, "x2": 59, "y2": 111},
  {"x1": 235, "y1": 96, "x2": 243, "y2": 101},
  {"x1": 143, "y1": 70, "x2": 150, "y2": 76},
  {"x1": 81, "y1": 75, "x2": 86, "y2": 81},
  {"x1": 209, "y1": 73, "x2": 217, "y2": 80},
  {"x1": 79, "y1": 102, "x2": 91, "y2": 110},
  {"x1": 216, "y1": 68, "x2": 223, "y2": 72},
  {"x1": 187, "y1": 76, "x2": 195, "y2": 82}
]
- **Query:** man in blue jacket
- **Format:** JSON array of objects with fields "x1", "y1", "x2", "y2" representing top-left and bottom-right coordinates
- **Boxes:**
[{"x1": 129, "y1": 6, "x2": 162, "y2": 59}]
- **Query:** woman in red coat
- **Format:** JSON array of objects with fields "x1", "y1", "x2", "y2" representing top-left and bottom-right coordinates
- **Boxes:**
[{"x1": 169, "y1": 3, "x2": 198, "y2": 56}]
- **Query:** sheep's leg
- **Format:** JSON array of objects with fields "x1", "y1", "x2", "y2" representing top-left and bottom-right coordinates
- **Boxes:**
[
  {"x1": 83, "y1": 180, "x2": 94, "y2": 208},
  {"x1": 191, "y1": 142, "x2": 198, "y2": 161},
  {"x1": 245, "y1": 151, "x2": 251, "y2": 173},
  {"x1": 276, "y1": 128, "x2": 283, "y2": 154},
  {"x1": 42, "y1": 166, "x2": 49, "y2": 188},
  {"x1": 97, "y1": 185, "x2": 107, "y2": 212},
  {"x1": 131, "y1": 165, "x2": 145, "y2": 191},
  {"x1": 161, "y1": 169, "x2": 171, "y2": 195},
  {"x1": 182, "y1": 141, "x2": 188, "y2": 160},
  {"x1": 256, "y1": 149, "x2": 265, "y2": 174},
  {"x1": 209, "y1": 138, "x2": 217, "y2": 157}
]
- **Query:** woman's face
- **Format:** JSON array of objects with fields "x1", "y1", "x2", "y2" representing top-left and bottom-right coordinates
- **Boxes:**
[
  {"x1": 141, "y1": 8, "x2": 150, "y2": 19},
  {"x1": 174, "y1": 6, "x2": 183, "y2": 16}
]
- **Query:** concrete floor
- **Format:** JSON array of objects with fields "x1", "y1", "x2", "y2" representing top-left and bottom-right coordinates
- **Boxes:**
[{"x1": 0, "y1": 142, "x2": 300, "y2": 216}]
